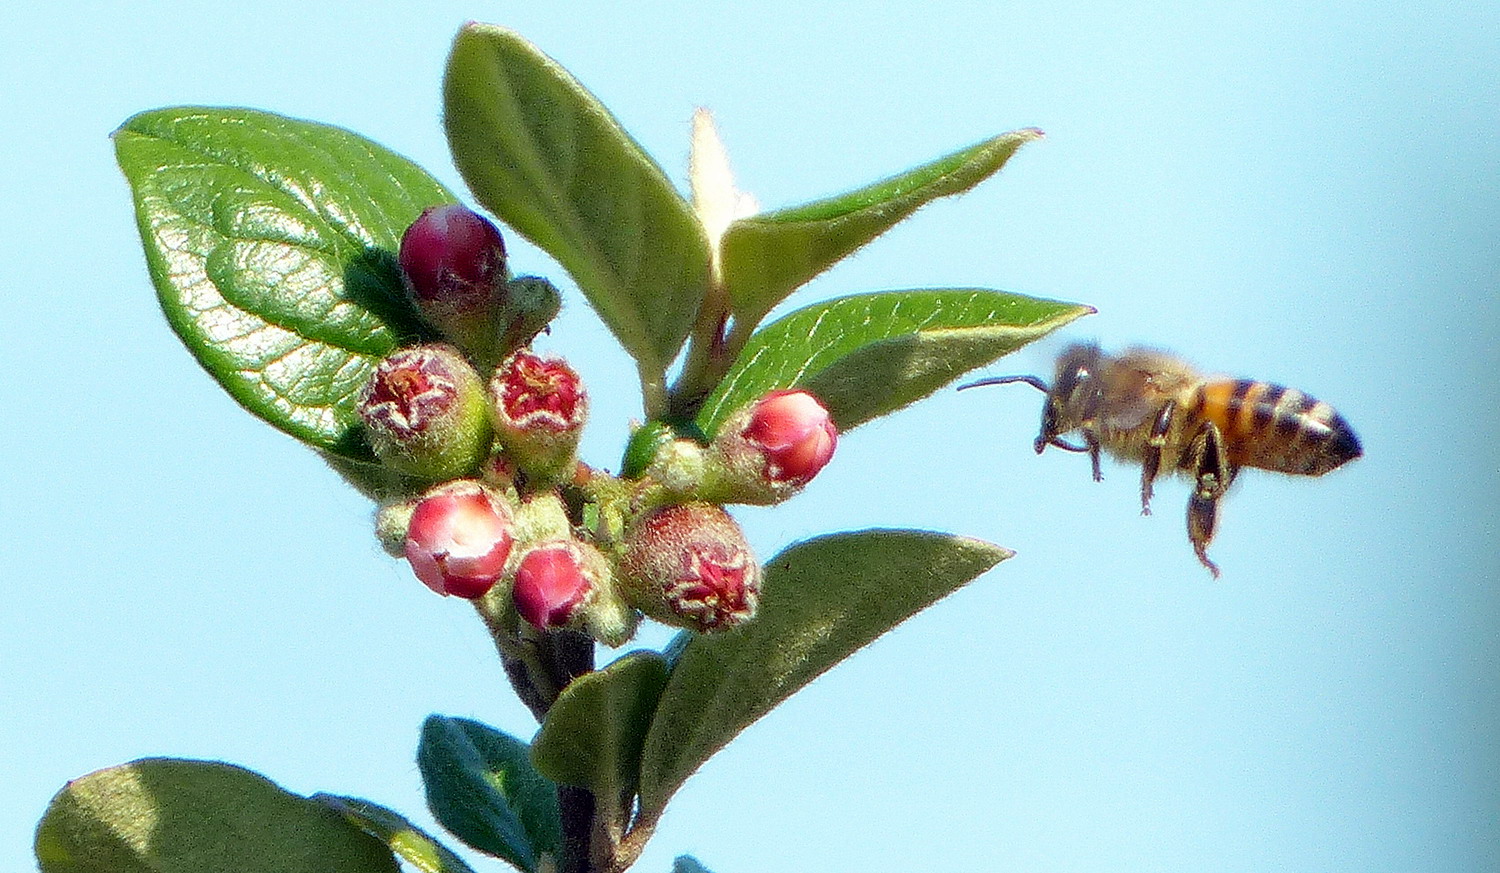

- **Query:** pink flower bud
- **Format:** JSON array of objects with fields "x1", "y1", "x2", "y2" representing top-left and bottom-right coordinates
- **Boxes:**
[
  {"x1": 489, "y1": 350, "x2": 587, "y2": 481},
  {"x1": 513, "y1": 542, "x2": 593, "y2": 629},
  {"x1": 512, "y1": 539, "x2": 638, "y2": 645},
  {"x1": 743, "y1": 390, "x2": 838, "y2": 484},
  {"x1": 404, "y1": 482, "x2": 515, "y2": 599},
  {"x1": 706, "y1": 389, "x2": 838, "y2": 504},
  {"x1": 358, "y1": 344, "x2": 492, "y2": 480},
  {"x1": 622, "y1": 503, "x2": 760, "y2": 632},
  {"x1": 399, "y1": 204, "x2": 507, "y2": 309}
]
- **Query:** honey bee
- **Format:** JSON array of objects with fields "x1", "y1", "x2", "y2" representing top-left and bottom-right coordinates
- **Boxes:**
[{"x1": 961, "y1": 342, "x2": 1362, "y2": 576}]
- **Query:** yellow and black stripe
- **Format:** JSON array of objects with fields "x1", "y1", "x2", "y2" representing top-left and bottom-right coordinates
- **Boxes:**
[{"x1": 1189, "y1": 379, "x2": 1361, "y2": 475}]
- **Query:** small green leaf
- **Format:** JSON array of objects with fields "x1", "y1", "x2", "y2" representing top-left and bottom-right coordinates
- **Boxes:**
[
  {"x1": 672, "y1": 857, "x2": 715, "y2": 873},
  {"x1": 530, "y1": 651, "x2": 670, "y2": 808},
  {"x1": 417, "y1": 716, "x2": 561, "y2": 872},
  {"x1": 637, "y1": 530, "x2": 1011, "y2": 818},
  {"x1": 315, "y1": 795, "x2": 478, "y2": 873},
  {"x1": 113, "y1": 107, "x2": 455, "y2": 459},
  {"x1": 720, "y1": 130, "x2": 1041, "y2": 330},
  {"x1": 698, "y1": 289, "x2": 1091, "y2": 435},
  {"x1": 34, "y1": 758, "x2": 399, "y2": 873},
  {"x1": 444, "y1": 24, "x2": 712, "y2": 375}
]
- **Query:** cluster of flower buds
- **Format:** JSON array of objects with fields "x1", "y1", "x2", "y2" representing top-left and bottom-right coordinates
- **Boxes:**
[{"x1": 359, "y1": 204, "x2": 843, "y2": 645}]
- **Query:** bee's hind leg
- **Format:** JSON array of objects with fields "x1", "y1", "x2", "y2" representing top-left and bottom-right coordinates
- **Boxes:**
[{"x1": 1184, "y1": 421, "x2": 1237, "y2": 578}]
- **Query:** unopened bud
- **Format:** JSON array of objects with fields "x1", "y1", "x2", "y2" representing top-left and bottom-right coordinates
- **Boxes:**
[
  {"x1": 621, "y1": 421, "x2": 677, "y2": 479},
  {"x1": 488, "y1": 350, "x2": 587, "y2": 482},
  {"x1": 708, "y1": 389, "x2": 838, "y2": 504},
  {"x1": 374, "y1": 496, "x2": 420, "y2": 557},
  {"x1": 399, "y1": 205, "x2": 511, "y2": 359},
  {"x1": 621, "y1": 503, "x2": 760, "y2": 632},
  {"x1": 513, "y1": 539, "x2": 637, "y2": 646},
  {"x1": 404, "y1": 481, "x2": 515, "y2": 599},
  {"x1": 358, "y1": 344, "x2": 492, "y2": 480}
]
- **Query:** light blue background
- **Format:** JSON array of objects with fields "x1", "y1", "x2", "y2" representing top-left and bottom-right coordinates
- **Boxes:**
[{"x1": 3, "y1": 2, "x2": 1495, "y2": 871}]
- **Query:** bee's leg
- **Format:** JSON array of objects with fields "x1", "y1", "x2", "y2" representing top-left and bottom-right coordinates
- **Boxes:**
[
  {"x1": 1140, "y1": 401, "x2": 1176, "y2": 515},
  {"x1": 1083, "y1": 427, "x2": 1103, "y2": 481},
  {"x1": 1046, "y1": 437, "x2": 1090, "y2": 453},
  {"x1": 1185, "y1": 422, "x2": 1235, "y2": 578}
]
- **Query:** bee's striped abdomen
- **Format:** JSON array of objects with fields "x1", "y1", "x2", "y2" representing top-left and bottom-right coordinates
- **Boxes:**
[{"x1": 1189, "y1": 379, "x2": 1362, "y2": 475}]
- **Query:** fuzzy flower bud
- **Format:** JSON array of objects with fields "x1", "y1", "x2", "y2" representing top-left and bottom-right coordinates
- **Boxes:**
[
  {"x1": 358, "y1": 344, "x2": 492, "y2": 480},
  {"x1": 403, "y1": 481, "x2": 515, "y2": 599},
  {"x1": 621, "y1": 503, "x2": 760, "y2": 632},
  {"x1": 513, "y1": 539, "x2": 637, "y2": 646},
  {"x1": 399, "y1": 205, "x2": 512, "y2": 362},
  {"x1": 374, "y1": 496, "x2": 420, "y2": 557},
  {"x1": 488, "y1": 350, "x2": 587, "y2": 482},
  {"x1": 707, "y1": 389, "x2": 838, "y2": 504}
]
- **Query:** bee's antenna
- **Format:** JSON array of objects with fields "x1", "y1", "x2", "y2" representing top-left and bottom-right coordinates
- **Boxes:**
[{"x1": 957, "y1": 374, "x2": 1050, "y2": 393}]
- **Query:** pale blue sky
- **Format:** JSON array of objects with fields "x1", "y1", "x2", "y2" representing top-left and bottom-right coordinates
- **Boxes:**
[{"x1": 3, "y1": 2, "x2": 1496, "y2": 871}]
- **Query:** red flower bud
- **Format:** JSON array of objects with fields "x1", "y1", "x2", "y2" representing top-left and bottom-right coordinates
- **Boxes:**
[
  {"x1": 744, "y1": 390, "x2": 838, "y2": 483},
  {"x1": 399, "y1": 205, "x2": 520, "y2": 364},
  {"x1": 489, "y1": 350, "x2": 587, "y2": 481},
  {"x1": 513, "y1": 542, "x2": 593, "y2": 629},
  {"x1": 358, "y1": 344, "x2": 492, "y2": 480},
  {"x1": 404, "y1": 482, "x2": 515, "y2": 599},
  {"x1": 707, "y1": 389, "x2": 838, "y2": 504},
  {"x1": 622, "y1": 503, "x2": 760, "y2": 632},
  {"x1": 400, "y1": 204, "x2": 507, "y2": 308},
  {"x1": 512, "y1": 538, "x2": 638, "y2": 645}
]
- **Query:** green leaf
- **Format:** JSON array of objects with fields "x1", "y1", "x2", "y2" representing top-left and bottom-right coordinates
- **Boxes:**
[
  {"x1": 34, "y1": 758, "x2": 399, "y2": 873},
  {"x1": 444, "y1": 24, "x2": 711, "y2": 375},
  {"x1": 417, "y1": 716, "x2": 561, "y2": 872},
  {"x1": 720, "y1": 130, "x2": 1041, "y2": 330},
  {"x1": 698, "y1": 289, "x2": 1091, "y2": 435},
  {"x1": 530, "y1": 651, "x2": 670, "y2": 808},
  {"x1": 672, "y1": 857, "x2": 715, "y2": 873},
  {"x1": 113, "y1": 107, "x2": 455, "y2": 459},
  {"x1": 637, "y1": 530, "x2": 1011, "y2": 818},
  {"x1": 315, "y1": 795, "x2": 478, "y2": 873}
]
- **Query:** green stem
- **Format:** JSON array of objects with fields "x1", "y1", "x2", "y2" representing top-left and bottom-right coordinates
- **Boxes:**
[{"x1": 638, "y1": 361, "x2": 669, "y2": 421}]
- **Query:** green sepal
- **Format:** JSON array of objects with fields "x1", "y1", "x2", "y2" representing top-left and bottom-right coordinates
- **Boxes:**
[
  {"x1": 34, "y1": 758, "x2": 399, "y2": 873},
  {"x1": 719, "y1": 130, "x2": 1042, "y2": 332},
  {"x1": 416, "y1": 715, "x2": 561, "y2": 872},
  {"x1": 113, "y1": 107, "x2": 456, "y2": 459},
  {"x1": 637, "y1": 530, "x2": 1011, "y2": 818},
  {"x1": 698, "y1": 289, "x2": 1091, "y2": 436},
  {"x1": 315, "y1": 795, "x2": 479, "y2": 873}
]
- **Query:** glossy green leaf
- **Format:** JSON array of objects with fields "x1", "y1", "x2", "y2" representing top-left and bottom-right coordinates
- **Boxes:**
[
  {"x1": 444, "y1": 24, "x2": 711, "y2": 374},
  {"x1": 637, "y1": 530, "x2": 1011, "y2": 818},
  {"x1": 530, "y1": 651, "x2": 669, "y2": 807},
  {"x1": 720, "y1": 130, "x2": 1041, "y2": 330},
  {"x1": 34, "y1": 758, "x2": 399, "y2": 873},
  {"x1": 417, "y1": 716, "x2": 560, "y2": 872},
  {"x1": 315, "y1": 795, "x2": 478, "y2": 873},
  {"x1": 113, "y1": 107, "x2": 454, "y2": 459},
  {"x1": 698, "y1": 289, "x2": 1091, "y2": 435}
]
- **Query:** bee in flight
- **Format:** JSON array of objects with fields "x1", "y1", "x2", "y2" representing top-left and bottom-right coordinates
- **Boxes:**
[{"x1": 960, "y1": 342, "x2": 1362, "y2": 576}]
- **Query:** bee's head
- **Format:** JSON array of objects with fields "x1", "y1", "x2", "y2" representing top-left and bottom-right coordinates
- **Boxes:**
[
  {"x1": 958, "y1": 342, "x2": 1104, "y2": 454},
  {"x1": 1041, "y1": 342, "x2": 1103, "y2": 448}
]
